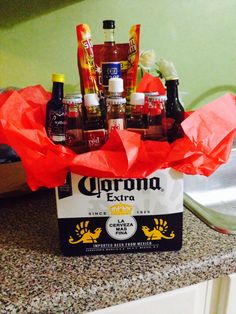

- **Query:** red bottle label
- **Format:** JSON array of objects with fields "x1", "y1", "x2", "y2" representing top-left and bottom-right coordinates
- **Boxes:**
[{"x1": 84, "y1": 129, "x2": 107, "y2": 150}]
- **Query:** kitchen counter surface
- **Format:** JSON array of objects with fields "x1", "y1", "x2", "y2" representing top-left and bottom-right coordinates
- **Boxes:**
[{"x1": 0, "y1": 190, "x2": 236, "y2": 313}]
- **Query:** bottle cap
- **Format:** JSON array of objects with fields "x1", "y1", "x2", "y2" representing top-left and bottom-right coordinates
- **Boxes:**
[
  {"x1": 52, "y1": 73, "x2": 65, "y2": 83},
  {"x1": 63, "y1": 92, "x2": 82, "y2": 105},
  {"x1": 64, "y1": 92, "x2": 82, "y2": 99},
  {"x1": 108, "y1": 78, "x2": 124, "y2": 93},
  {"x1": 84, "y1": 93, "x2": 100, "y2": 107},
  {"x1": 103, "y1": 20, "x2": 115, "y2": 29},
  {"x1": 144, "y1": 92, "x2": 159, "y2": 97},
  {"x1": 106, "y1": 97, "x2": 126, "y2": 105},
  {"x1": 130, "y1": 92, "x2": 145, "y2": 105}
]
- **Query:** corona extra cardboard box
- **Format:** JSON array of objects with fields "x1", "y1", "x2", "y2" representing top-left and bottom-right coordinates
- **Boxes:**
[{"x1": 56, "y1": 168, "x2": 183, "y2": 256}]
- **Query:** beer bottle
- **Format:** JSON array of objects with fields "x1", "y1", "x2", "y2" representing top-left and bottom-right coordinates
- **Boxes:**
[
  {"x1": 106, "y1": 78, "x2": 126, "y2": 132},
  {"x1": 100, "y1": 20, "x2": 121, "y2": 95},
  {"x1": 164, "y1": 79, "x2": 185, "y2": 143},
  {"x1": 46, "y1": 74, "x2": 66, "y2": 145},
  {"x1": 45, "y1": 75, "x2": 72, "y2": 199},
  {"x1": 127, "y1": 92, "x2": 147, "y2": 138},
  {"x1": 84, "y1": 93, "x2": 107, "y2": 151}
]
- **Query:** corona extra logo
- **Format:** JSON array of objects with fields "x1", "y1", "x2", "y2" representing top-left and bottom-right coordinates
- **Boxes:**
[
  {"x1": 78, "y1": 176, "x2": 163, "y2": 198},
  {"x1": 109, "y1": 203, "x2": 133, "y2": 215}
]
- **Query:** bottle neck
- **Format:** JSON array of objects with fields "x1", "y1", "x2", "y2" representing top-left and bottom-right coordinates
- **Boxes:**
[
  {"x1": 52, "y1": 82, "x2": 64, "y2": 100},
  {"x1": 166, "y1": 80, "x2": 179, "y2": 101},
  {"x1": 107, "y1": 97, "x2": 126, "y2": 106},
  {"x1": 103, "y1": 28, "x2": 115, "y2": 43}
]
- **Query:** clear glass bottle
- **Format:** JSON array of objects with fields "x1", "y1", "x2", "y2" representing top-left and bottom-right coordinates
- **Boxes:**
[
  {"x1": 108, "y1": 77, "x2": 123, "y2": 98},
  {"x1": 46, "y1": 73, "x2": 66, "y2": 145},
  {"x1": 164, "y1": 79, "x2": 185, "y2": 143},
  {"x1": 106, "y1": 97, "x2": 126, "y2": 132},
  {"x1": 100, "y1": 20, "x2": 121, "y2": 95},
  {"x1": 145, "y1": 94, "x2": 166, "y2": 141},
  {"x1": 106, "y1": 78, "x2": 126, "y2": 132},
  {"x1": 65, "y1": 94, "x2": 86, "y2": 154},
  {"x1": 126, "y1": 92, "x2": 147, "y2": 138},
  {"x1": 84, "y1": 93, "x2": 107, "y2": 151}
]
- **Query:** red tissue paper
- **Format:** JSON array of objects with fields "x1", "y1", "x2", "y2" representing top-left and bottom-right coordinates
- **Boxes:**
[
  {"x1": 0, "y1": 85, "x2": 236, "y2": 191},
  {"x1": 136, "y1": 72, "x2": 166, "y2": 95}
]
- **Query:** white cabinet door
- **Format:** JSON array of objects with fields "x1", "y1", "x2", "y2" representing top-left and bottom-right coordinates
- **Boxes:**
[
  {"x1": 202, "y1": 273, "x2": 236, "y2": 314},
  {"x1": 225, "y1": 273, "x2": 236, "y2": 314},
  {"x1": 89, "y1": 281, "x2": 209, "y2": 314}
]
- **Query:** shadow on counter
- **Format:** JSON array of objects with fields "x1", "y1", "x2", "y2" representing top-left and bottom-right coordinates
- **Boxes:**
[{"x1": 0, "y1": 189, "x2": 62, "y2": 255}]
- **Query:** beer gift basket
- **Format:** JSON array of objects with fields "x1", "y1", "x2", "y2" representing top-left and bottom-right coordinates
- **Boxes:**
[{"x1": 1, "y1": 21, "x2": 236, "y2": 256}]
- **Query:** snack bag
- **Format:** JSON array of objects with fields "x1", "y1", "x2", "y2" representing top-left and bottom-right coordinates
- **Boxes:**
[
  {"x1": 76, "y1": 24, "x2": 98, "y2": 95},
  {"x1": 126, "y1": 24, "x2": 141, "y2": 97}
]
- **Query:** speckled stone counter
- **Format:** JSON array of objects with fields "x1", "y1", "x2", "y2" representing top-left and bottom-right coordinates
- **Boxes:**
[{"x1": 0, "y1": 190, "x2": 236, "y2": 313}]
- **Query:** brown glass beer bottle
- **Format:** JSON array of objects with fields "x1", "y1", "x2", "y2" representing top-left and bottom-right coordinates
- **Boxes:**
[
  {"x1": 164, "y1": 79, "x2": 185, "y2": 143},
  {"x1": 46, "y1": 74, "x2": 66, "y2": 145}
]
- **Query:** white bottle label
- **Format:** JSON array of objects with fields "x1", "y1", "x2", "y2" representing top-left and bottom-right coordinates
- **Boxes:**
[{"x1": 108, "y1": 118, "x2": 124, "y2": 131}]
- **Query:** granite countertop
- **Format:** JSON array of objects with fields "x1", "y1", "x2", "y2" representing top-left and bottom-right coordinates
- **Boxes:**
[{"x1": 0, "y1": 190, "x2": 236, "y2": 313}]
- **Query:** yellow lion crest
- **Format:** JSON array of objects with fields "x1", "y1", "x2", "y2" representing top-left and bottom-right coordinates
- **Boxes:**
[
  {"x1": 69, "y1": 220, "x2": 102, "y2": 244},
  {"x1": 142, "y1": 218, "x2": 175, "y2": 240}
]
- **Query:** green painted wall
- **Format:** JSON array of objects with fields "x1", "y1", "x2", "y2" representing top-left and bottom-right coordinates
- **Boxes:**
[{"x1": 1, "y1": 0, "x2": 236, "y2": 109}]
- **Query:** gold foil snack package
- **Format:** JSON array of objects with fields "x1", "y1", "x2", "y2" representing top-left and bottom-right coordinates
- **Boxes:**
[
  {"x1": 126, "y1": 24, "x2": 141, "y2": 97},
  {"x1": 76, "y1": 24, "x2": 98, "y2": 95}
]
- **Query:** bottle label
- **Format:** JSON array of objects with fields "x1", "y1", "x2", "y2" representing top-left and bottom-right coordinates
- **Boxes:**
[
  {"x1": 52, "y1": 135, "x2": 66, "y2": 142},
  {"x1": 84, "y1": 129, "x2": 107, "y2": 151},
  {"x1": 101, "y1": 62, "x2": 121, "y2": 87},
  {"x1": 108, "y1": 118, "x2": 125, "y2": 131},
  {"x1": 48, "y1": 110, "x2": 65, "y2": 143}
]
